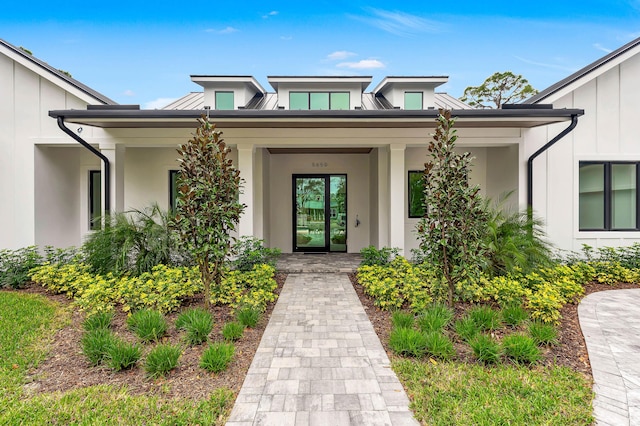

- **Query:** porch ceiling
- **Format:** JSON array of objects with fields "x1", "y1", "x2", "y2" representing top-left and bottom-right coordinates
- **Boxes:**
[{"x1": 49, "y1": 108, "x2": 584, "y2": 130}]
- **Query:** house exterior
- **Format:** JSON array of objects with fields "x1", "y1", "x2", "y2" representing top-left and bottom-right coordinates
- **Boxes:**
[{"x1": 6, "y1": 36, "x2": 637, "y2": 256}]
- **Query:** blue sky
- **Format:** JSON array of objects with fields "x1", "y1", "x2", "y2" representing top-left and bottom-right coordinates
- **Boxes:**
[{"x1": 2, "y1": 1, "x2": 639, "y2": 108}]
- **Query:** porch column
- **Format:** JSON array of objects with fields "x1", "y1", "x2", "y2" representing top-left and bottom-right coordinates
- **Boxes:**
[
  {"x1": 389, "y1": 144, "x2": 406, "y2": 255},
  {"x1": 237, "y1": 144, "x2": 255, "y2": 237},
  {"x1": 99, "y1": 142, "x2": 125, "y2": 214}
]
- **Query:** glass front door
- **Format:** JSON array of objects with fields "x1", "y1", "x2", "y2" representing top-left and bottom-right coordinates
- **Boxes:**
[{"x1": 293, "y1": 174, "x2": 346, "y2": 252}]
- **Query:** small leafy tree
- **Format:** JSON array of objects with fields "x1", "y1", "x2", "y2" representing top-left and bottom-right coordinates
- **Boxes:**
[
  {"x1": 461, "y1": 71, "x2": 538, "y2": 109},
  {"x1": 417, "y1": 109, "x2": 489, "y2": 306},
  {"x1": 173, "y1": 116, "x2": 244, "y2": 307}
]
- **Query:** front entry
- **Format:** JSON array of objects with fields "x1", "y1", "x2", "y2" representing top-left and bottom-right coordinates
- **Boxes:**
[{"x1": 293, "y1": 174, "x2": 347, "y2": 252}]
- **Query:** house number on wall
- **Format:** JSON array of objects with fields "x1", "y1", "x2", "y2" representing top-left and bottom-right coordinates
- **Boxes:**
[{"x1": 312, "y1": 162, "x2": 328, "y2": 167}]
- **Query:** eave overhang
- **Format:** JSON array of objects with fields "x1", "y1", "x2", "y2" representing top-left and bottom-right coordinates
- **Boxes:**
[{"x1": 49, "y1": 108, "x2": 584, "y2": 129}]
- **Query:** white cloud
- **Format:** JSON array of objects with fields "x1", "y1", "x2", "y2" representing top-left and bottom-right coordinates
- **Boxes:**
[
  {"x1": 144, "y1": 97, "x2": 178, "y2": 110},
  {"x1": 514, "y1": 56, "x2": 577, "y2": 72},
  {"x1": 205, "y1": 26, "x2": 239, "y2": 34},
  {"x1": 352, "y1": 8, "x2": 442, "y2": 36},
  {"x1": 337, "y1": 59, "x2": 385, "y2": 69},
  {"x1": 327, "y1": 51, "x2": 356, "y2": 61},
  {"x1": 593, "y1": 43, "x2": 613, "y2": 54},
  {"x1": 123, "y1": 89, "x2": 135, "y2": 97},
  {"x1": 263, "y1": 11, "x2": 278, "y2": 18}
]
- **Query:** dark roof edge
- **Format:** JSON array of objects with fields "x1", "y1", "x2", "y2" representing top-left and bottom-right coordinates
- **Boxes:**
[
  {"x1": 49, "y1": 107, "x2": 584, "y2": 120},
  {"x1": 525, "y1": 36, "x2": 640, "y2": 104},
  {"x1": 0, "y1": 38, "x2": 117, "y2": 105}
]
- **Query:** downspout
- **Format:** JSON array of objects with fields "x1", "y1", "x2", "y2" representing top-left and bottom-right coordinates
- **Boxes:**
[
  {"x1": 56, "y1": 116, "x2": 111, "y2": 213},
  {"x1": 527, "y1": 114, "x2": 579, "y2": 210}
]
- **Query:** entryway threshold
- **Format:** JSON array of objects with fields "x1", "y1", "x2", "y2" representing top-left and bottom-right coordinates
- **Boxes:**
[{"x1": 276, "y1": 253, "x2": 362, "y2": 274}]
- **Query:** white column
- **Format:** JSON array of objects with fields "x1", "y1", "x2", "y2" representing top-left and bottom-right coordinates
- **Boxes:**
[
  {"x1": 99, "y1": 142, "x2": 125, "y2": 214},
  {"x1": 389, "y1": 144, "x2": 406, "y2": 255},
  {"x1": 377, "y1": 146, "x2": 390, "y2": 248},
  {"x1": 237, "y1": 144, "x2": 255, "y2": 237}
]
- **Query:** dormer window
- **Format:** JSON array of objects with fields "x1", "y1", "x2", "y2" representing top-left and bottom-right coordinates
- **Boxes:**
[
  {"x1": 289, "y1": 92, "x2": 350, "y2": 110},
  {"x1": 404, "y1": 92, "x2": 423, "y2": 110},
  {"x1": 215, "y1": 91, "x2": 234, "y2": 110}
]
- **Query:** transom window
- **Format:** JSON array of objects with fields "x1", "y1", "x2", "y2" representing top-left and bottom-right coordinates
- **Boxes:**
[
  {"x1": 579, "y1": 162, "x2": 639, "y2": 231},
  {"x1": 215, "y1": 91, "x2": 234, "y2": 110},
  {"x1": 289, "y1": 92, "x2": 350, "y2": 110},
  {"x1": 404, "y1": 92, "x2": 423, "y2": 110}
]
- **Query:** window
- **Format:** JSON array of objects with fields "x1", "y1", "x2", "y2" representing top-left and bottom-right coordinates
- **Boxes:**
[
  {"x1": 289, "y1": 92, "x2": 350, "y2": 110},
  {"x1": 215, "y1": 91, "x2": 234, "y2": 110},
  {"x1": 579, "y1": 162, "x2": 639, "y2": 231},
  {"x1": 408, "y1": 170, "x2": 427, "y2": 218},
  {"x1": 169, "y1": 170, "x2": 180, "y2": 211},
  {"x1": 89, "y1": 170, "x2": 101, "y2": 230},
  {"x1": 404, "y1": 92, "x2": 423, "y2": 110}
]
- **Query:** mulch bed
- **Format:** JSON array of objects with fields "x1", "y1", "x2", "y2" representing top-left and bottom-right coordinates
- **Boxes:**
[
  {"x1": 349, "y1": 273, "x2": 640, "y2": 380},
  {"x1": 20, "y1": 273, "x2": 286, "y2": 400},
  {"x1": 13, "y1": 273, "x2": 640, "y2": 401}
]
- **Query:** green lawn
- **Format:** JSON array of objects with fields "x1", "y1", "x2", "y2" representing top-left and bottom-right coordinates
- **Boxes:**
[
  {"x1": 393, "y1": 358, "x2": 594, "y2": 425},
  {"x1": 0, "y1": 291, "x2": 232, "y2": 425}
]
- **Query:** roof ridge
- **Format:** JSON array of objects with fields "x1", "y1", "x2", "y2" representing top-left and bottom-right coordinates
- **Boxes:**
[
  {"x1": 0, "y1": 38, "x2": 117, "y2": 105},
  {"x1": 526, "y1": 36, "x2": 640, "y2": 104}
]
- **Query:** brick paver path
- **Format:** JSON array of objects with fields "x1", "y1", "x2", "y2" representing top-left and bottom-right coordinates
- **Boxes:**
[
  {"x1": 226, "y1": 273, "x2": 419, "y2": 425},
  {"x1": 579, "y1": 289, "x2": 640, "y2": 425}
]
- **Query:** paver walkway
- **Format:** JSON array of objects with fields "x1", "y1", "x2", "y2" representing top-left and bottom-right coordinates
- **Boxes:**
[
  {"x1": 226, "y1": 273, "x2": 419, "y2": 425},
  {"x1": 579, "y1": 289, "x2": 640, "y2": 425}
]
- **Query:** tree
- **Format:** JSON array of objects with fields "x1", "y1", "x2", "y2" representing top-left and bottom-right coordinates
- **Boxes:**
[
  {"x1": 173, "y1": 116, "x2": 244, "y2": 308},
  {"x1": 416, "y1": 109, "x2": 489, "y2": 306},
  {"x1": 460, "y1": 71, "x2": 538, "y2": 109}
]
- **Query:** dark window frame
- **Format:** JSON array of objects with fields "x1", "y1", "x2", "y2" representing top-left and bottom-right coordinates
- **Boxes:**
[
  {"x1": 89, "y1": 170, "x2": 101, "y2": 230},
  {"x1": 289, "y1": 91, "x2": 350, "y2": 110},
  {"x1": 169, "y1": 170, "x2": 180, "y2": 212},
  {"x1": 579, "y1": 161, "x2": 640, "y2": 231},
  {"x1": 408, "y1": 170, "x2": 427, "y2": 218}
]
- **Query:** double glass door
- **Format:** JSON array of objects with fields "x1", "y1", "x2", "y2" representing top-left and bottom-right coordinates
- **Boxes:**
[{"x1": 293, "y1": 174, "x2": 347, "y2": 252}]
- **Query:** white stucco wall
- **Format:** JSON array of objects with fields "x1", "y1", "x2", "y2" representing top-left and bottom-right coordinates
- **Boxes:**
[
  {"x1": 527, "y1": 49, "x2": 640, "y2": 252},
  {"x1": 268, "y1": 152, "x2": 371, "y2": 253}
]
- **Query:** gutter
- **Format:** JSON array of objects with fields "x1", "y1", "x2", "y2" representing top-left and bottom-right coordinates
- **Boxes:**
[
  {"x1": 56, "y1": 116, "x2": 111, "y2": 213},
  {"x1": 527, "y1": 114, "x2": 579, "y2": 209}
]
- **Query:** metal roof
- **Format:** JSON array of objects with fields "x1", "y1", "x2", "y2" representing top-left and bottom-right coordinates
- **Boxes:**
[
  {"x1": 50, "y1": 106, "x2": 583, "y2": 129},
  {"x1": 525, "y1": 36, "x2": 640, "y2": 104},
  {"x1": 0, "y1": 38, "x2": 116, "y2": 105},
  {"x1": 162, "y1": 92, "x2": 471, "y2": 111}
]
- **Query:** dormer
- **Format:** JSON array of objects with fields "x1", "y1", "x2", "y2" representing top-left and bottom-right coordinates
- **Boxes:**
[
  {"x1": 267, "y1": 76, "x2": 372, "y2": 110},
  {"x1": 190, "y1": 75, "x2": 265, "y2": 110},
  {"x1": 372, "y1": 76, "x2": 448, "y2": 110}
]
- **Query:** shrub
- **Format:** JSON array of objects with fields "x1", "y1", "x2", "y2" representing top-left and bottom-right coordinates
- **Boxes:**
[
  {"x1": 392, "y1": 311, "x2": 415, "y2": 329},
  {"x1": 81, "y1": 329, "x2": 116, "y2": 366},
  {"x1": 232, "y1": 236, "x2": 281, "y2": 272},
  {"x1": 468, "y1": 305, "x2": 502, "y2": 331},
  {"x1": 469, "y1": 334, "x2": 502, "y2": 364},
  {"x1": 454, "y1": 317, "x2": 480, "y2": 342},
  {"x1": 502, "y1": 334, "x2": 541, "y2": 364},
  {"x1": 176, "y1": 307, "x2": 213, "y2": 345},
  {"x1": 389, "y1": 327, "x2": 427, "y2": 357},
  {"x1": 417, "y1": 303, "x2": 454, "y2": 333},
  {"x1": 106, "y1": 338, "x2": 142, "y2": 371},
  {"x1": 424, "y1": 332, "x2": 455, "y2": 360},
  {"x1": 502, "y1": 304, "x2": 529, "y2": 327},
  {"x1": 525, "y1": 283, "x2": 564, "y2": 324},
  {"x1": 127, "y1": 309, "x2": 168, "y2": 342},
  {"x1": 359, "y1": 246, "x2": 399, "y2": 266},
  {"x1": 201, "y1": 342, "x2": 235, "y2": 373},
  {"x1": 145, "y1": 344, "x2": 182, "y2": 378},
  {"x1": 83, "y1": 311, "x2": 114, "y2": 331},
  {"x1": 528, "y1": 322, "x2": 559, "y2": 346},
  {"x1": 475, "y1": 275, "x2": 531, "y2": 307},
  {"x1": 236, "y1": 305, "x2": 261, "y2": 328},
  {"x1": 0, "y1": 246, "x2": 43, "y2": 289},
  {"x1": 210, "y1": 264, "x2": 278, "y2": 312},
  {"x1": 222, "y1": 322, "x2": 244, "y2": 341}
]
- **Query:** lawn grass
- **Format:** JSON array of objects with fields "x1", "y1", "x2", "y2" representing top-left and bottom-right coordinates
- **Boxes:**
[
  {"x1": 0, "y1": 291, "x2": 233, "y2": 425},
  {"x1": 393, "y1": 358, "x2": 594, "y2": 425}
]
